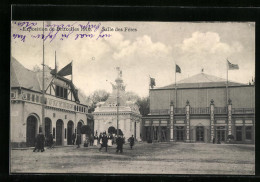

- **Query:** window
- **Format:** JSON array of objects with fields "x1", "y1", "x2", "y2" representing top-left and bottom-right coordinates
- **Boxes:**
[
  {"x1": 27, "y1": 93, "x2": 31, "y2": 101},
  {"x1": 64, "y1": 89, "x2": 68, "y2": 99},
  {"x1": 36, "y1": 95, "x2": 39, "y2": 102},
  {"x1": 11, "y1": 92, "x2": 15, "y2": 99},
  {"x1": 55, "y1": 85, "x2": 68, "y2": 99},
  {"x1": 236, "y1": 126, "x2": 242, "y2": 141},
  {"x1": 60, "y1": 86, "x2": 64, "y2": 98},
  {"x1": 246, "y1": 126, "x2": 252, "y2": 140},
  {"x1": 32, "y1": 94, "x2": 35, "y2": 102}
]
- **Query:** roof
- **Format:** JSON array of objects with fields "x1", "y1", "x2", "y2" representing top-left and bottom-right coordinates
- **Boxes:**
[
  {"x1": 11, "y1": 57, "x2": 88, "y2": 106},
  {"x1": 158, "y1": 73, "x2": 245, "y2": 89},
  {"x1": 11, "y1": 57, "x2": 42, "y2": 91}
]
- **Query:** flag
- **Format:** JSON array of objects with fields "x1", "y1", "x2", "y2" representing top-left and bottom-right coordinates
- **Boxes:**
[
  {"x1": 50, "y1": 68, "x2": 57, "y2": 75},
  {"x1": 227, "y1": 60, "x2": 239, "y2": 70},
  {"x1": 150, "y1": 77, "x2": 156, "y2": 89},
  {"x1": 57, "y1": 62, "x2": 72, "y2": 76},
  {"x1": 176, "y1": 64, "x2": 181, "y2": 73}
]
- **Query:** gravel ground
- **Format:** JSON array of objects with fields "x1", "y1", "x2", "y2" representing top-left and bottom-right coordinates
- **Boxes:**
[{"x1": 10, "y1": 142, "x2": 255, "y2": 174}]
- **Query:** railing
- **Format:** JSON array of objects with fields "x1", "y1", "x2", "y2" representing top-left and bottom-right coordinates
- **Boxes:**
[
  {"x1": 214, "y1": 107, "x2": 227, "y2": 114},
  {"x1": 174, "y1": 108, "x2": 186, "y2": 114},
  {"x1": 150, "y1": 109, "x2": 169, "y2": 115},
  {"x1": 190, "y1": 107, "x2": 210, "y2": 114},
  {"x1": 232, "y1": 108, "x2": 255, "y2": 114}
]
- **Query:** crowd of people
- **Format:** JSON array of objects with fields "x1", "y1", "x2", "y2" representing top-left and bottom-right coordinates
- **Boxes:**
[{"x1": 33, "y1": 129, "x2": 136, "y2": 154}]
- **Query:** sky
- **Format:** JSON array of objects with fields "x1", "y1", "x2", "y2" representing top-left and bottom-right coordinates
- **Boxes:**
[{"x1": 11, "y1": 21, "x2": 255, "y2": 97}]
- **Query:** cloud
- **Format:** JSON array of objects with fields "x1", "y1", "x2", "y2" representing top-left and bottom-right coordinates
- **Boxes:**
[{"x1": 178, "y1": 32, "x2": 243, "y2": 55}]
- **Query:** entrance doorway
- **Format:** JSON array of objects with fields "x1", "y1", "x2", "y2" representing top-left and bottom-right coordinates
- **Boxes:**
[
  {"x1": 153, "y1": 126, "x2": 159, "y2": 140},
  {"x1": 196, "y1": 126, "x2": 204, "y2": 142},
  {"x1": 160, "y1": 126, "x2": 168, "y2": 142},
  {"x1": 67, "y1": 121, "x2": 74, "y2": 145},
  {"x1": 44, "y1": 118, "x2": 52, "y2": 138},
  {"x1": 216, "y1": 126, "x2": 226, "y2": 142},
  {"x1": 56, "y1": 119, "x2": 64, "y2": 146},
  {"x1": 176, "y1": 126, "x2": 185, "y2": 141},
  {"x1": 26, "y1": 115, "x2": 38, "y2": 147},
  {"x1": 145, "y1": 126, "x2": 151, "y2": 141},
  {"x1": 77, "y1": 121, "x2": 83, "y2": 144}
]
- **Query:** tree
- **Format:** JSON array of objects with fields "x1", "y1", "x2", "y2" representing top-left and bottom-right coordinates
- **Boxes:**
[
  {"x1": 81, "y1": 125, "x2": 92, "y2": 136},
  {"x1": 135, "y1": 97, "x2": 150, "y2": 116},
  {"x1": 125, "y1": 91, "x2": 140, "y2": 102},
  {"x1": 115, "y1": 129, "x2": 123, "y2": 135},
  {"x1": 87, "y1": 90, "x2": 110, "y2": 112}
]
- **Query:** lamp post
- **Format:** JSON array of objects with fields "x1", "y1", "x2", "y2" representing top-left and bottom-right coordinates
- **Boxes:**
[{"x1": 116, "y1": 83, "x2": 119, "y2": 136}]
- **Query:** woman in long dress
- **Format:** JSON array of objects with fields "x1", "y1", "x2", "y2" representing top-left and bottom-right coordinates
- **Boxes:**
[
  {"x1": 99, "y1": 133, "x2": 103, "y2": 145},
  {"x1": 93, "y1": 134, "x2": 98, "y2": 146},
  {"x1": 108, "y1": 134, "x2": 113, "y2": 147}
]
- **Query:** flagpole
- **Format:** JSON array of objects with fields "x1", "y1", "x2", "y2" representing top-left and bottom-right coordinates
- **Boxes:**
[
  {"x1": 55, "y1": 51, "x2": 57, "y2": 78},
  {"x1": 149, "y1": 75, "x2": 151, "y2": 114},
  {"x1": 226, "y1": 59, "x2": 229, "y2": 105},
  {"x1": 175, "y1": 62, "x2": 177, "y2": 107},
  {"x1": 41, "y1": 21, "x2": 45, "y2": 135},
  {"x1": 71, "y1": 60, "x2": 73, "y2": 83}
]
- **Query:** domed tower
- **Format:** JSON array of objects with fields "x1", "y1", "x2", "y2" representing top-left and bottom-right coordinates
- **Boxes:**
[{"x1": 93, "y1": 67, "x2": 142, "y2": 141}]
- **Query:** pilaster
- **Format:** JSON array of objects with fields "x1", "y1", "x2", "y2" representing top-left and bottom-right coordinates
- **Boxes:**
[
  {"x1": 185, "y1": 100, "x2": 190, "y2": 142},
  {"x1": 210, "y1": 99, "x2": 215, "y2": 142},
  {"x1": 228, "y1": 99, "x2": 232, "y2": 135},
  {"x1": 170, "y1": 100, "x2": 175, "y2": 142}
]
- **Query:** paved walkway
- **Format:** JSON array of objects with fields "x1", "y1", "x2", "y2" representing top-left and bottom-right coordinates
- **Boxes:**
[{"x1": 10, "y1": 142, "x2": 255, "y2": 174}]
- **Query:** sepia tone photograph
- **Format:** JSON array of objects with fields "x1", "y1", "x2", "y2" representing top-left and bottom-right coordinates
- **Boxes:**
[{"x1": 10, "y1": 21, "x2": 255, "y2": 174}]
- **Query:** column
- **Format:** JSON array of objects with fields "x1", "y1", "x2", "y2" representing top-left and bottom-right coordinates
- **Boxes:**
[
  {"x1": 170, "y1": 100, "x2": 175, "y2": 141},
  {"x1": 210, "y1": 99, "x2": 215, "y2": 142},
  {"x1": 159, "y1": 120, "x2": 161, "y2": 142},
  {"x1": 228, "y1": 99, "x2": 232, "y2": 135},
  {"x1": 185, "y1": 100, "x2": 190, "y2": 142}
]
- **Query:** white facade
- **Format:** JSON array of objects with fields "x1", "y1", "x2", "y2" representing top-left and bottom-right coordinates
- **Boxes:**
[{"x1": 93, "y1": 71, "x2": 141, "y2": 141}]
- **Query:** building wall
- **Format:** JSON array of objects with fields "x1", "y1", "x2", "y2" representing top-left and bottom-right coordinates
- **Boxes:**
[
  {"x1": 94, "y1": 114, "x2": 141, "y2": 141},
  {"x1": 10, "y1": 88, "x2": 88, "y2": 148},
  {"x1": 150, "y1": 86, "x2": 255, "y2": 110}
]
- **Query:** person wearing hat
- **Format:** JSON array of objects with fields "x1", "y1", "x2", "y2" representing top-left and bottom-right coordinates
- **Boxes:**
[
  {"x1": 116, "y1": 135, "x2": 124, "y2": 153},
  {"x1": 99, "y1": 132, "x2": 108, "y2": 152},
  {"x1": 33, "y1": 127, "x2": 45, "y2": 152},
  {"x1": 76, "y1": 133, "x2": 81, "y2": 148},
  {"x1": 47, "y1": 132, "x2": 54, "y2": 149},
  {"x1": 129, "y1": 135, "x2": 135, "y2": 149}
]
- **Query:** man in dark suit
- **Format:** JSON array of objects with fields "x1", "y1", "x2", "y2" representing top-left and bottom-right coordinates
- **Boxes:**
[
  {"x1": 99, "y1": 132, "x2": 108, "y2": 152},
  {"x1": 129, "y1": 135, "x2": 135, "y2": 149},
  {"x1": 116, "y1": 135, "x2": 124, "y2": 153},
  {"x1": 33, "y1": 131, "x2": 45, "y2": 152}
]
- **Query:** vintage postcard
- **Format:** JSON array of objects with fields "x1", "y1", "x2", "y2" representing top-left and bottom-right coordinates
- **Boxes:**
[{"x1": 10, "y1": 21, "x2": 255, "y2": 174}]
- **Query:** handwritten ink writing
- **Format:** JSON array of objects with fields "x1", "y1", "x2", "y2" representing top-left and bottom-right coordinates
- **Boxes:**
[
  {"x1": 12, "y1": 22, "x2": 120, "y2": 42},
  {"x1": 79, "y1": 22, "x2": 101, "y2": 32},
  {"x1": 13, "y1": 34, "x2": 26, "y2": 42},
  {"x1": 96, "y1": 28, "x2": 112, "y2": 40},
  {"x1": 14, "y1": 21, "x2": 37, "y2": 30},
  {"x1": 75, "y1": 33, "x2": 94, "y2": 40},
  {"x1": 60, "y1": 31, "x2": 74, "y2": 40}
]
